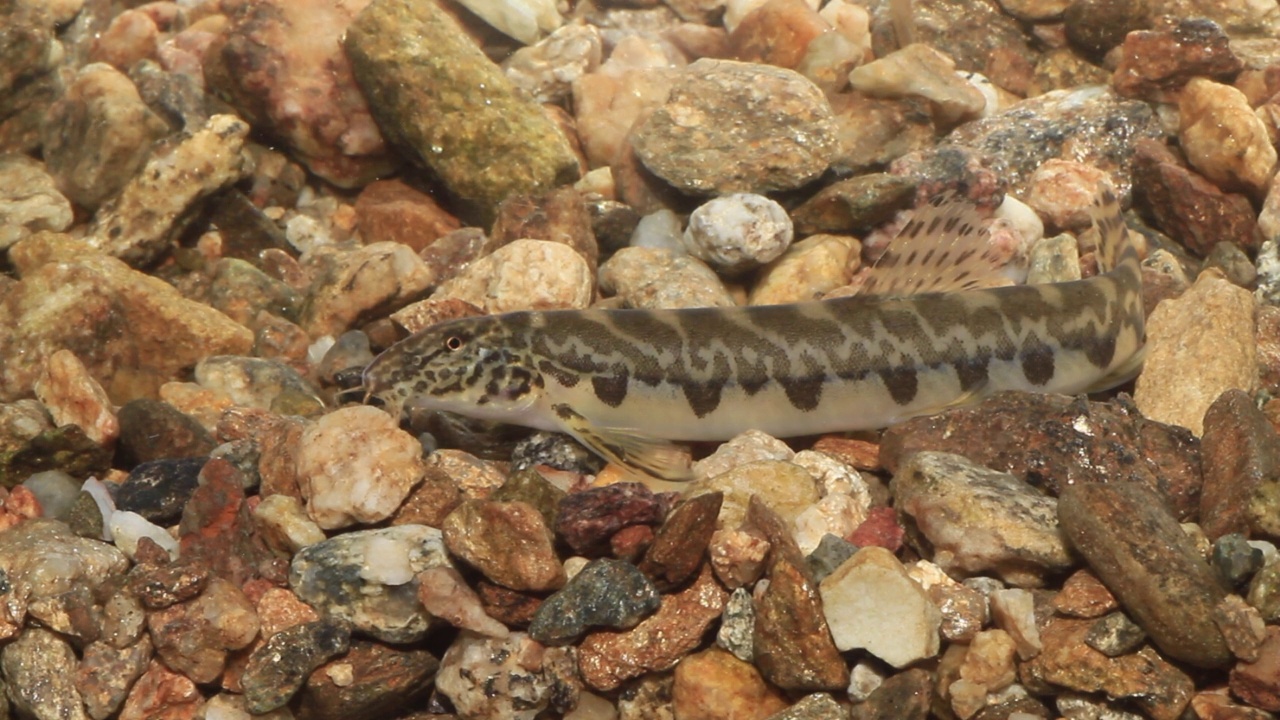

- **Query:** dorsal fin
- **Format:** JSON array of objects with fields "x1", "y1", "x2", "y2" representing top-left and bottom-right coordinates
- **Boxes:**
[{"x1": 855, "y1": 192, "x2": 1010, "y2": 297}]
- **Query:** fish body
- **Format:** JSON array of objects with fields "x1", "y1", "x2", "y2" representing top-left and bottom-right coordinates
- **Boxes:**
[{"x1": 363, "y1": 190, "x2": 1144, "y2": 478}]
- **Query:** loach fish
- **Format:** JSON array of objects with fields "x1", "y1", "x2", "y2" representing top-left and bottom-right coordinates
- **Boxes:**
[{"x1": 362, "y1": 188, "x2": 1145, "y2": 480}]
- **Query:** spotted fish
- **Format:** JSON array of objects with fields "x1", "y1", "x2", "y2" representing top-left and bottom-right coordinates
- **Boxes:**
[{"x1": 362, "y1": 188, "x2": 1144, "y2": 480}]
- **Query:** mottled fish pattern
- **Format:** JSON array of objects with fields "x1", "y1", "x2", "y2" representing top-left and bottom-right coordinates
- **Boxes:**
[{"x1": 363, "y1": 189, "x2": 1144, "y2": 479}]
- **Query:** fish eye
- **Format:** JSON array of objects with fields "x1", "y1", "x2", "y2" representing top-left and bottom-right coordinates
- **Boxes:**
[{"x1": 445, "y1": 335, "x2": 464, "y2": 351}]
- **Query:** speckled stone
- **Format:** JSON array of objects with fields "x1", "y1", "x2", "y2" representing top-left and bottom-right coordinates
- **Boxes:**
[
  {"x1": 1058, "y1": 482, "x2": 1232, "y2": 668},
  {"x1": 631, "y1": 58, "x2": 838, "y2": 195},
  {"x1": 115, "y1": 399, "x2": 215, "y2": 466},
  {"x1": 289, "y1": 524, "x2": 452, "y2": 643},
  {"x1": 3, "y1": 627, "x2": 90, "y2": 720},
  {"x1": 1111, "y1": 17, "x2": 1242, "y2": 103},
  {"x1": 1179, "y1": 77, "x2": 1275, "y2": 199},
  {"x1": 1063, "y1": 0, "x2": 1149, "y2": 55},
  {"x1": 76, "y1": 636, "x2": 153, "y2": 720},
  {"x1": 0, "y1": 161, "x2": 73, "y2": 253},
  {"x1": 177, "y1": 459, "x2": 282, "y2": 586},
  {"x1": 528, "y1": 558, "x2": 660, "y2": 645},
  {"x1": 670, "y1": 647, "x2": 788, "y2": 720},
  {"x1": 443, "y1": 499, "x2": 566, "y2": 592},
  {"x1": 242, "y1": 619, "x2": 352, "y2": 714},
  {"x1": 848, "y1": 667, "x2": 931, "y2": 720},
  {"x1": 1201, "y1": 389, "x2": 1280, "y2": 541},
  {"x1": 436, "y1": 632, "x2": 579, "y2": 720},
  {"x1": 490, "y1": 185, "x2": 600, "y2": 273},
  {"x1": 555, "y1": 482, "x2": 668, "y2": 557},
  {"x1": 301, "y1": 241, "x2": 437, "y2": 338},
  {"x1": 430, "y1": 238, "x2": 593, "y2": 313},
  {"x1": 116, "y1": 457, "x2": 206, "y2": 525},
  {"x1": 147, "y1": 577, "x2": 259, "y2": 685},
  {"x1": 295, "y1": 639, "x2": 440, "y2": 720},
  {"x1": 599, "y1": 246, "x2": 736, "y2": 310},
  {"x1": 639, "y1": 492, "x2": 722, "y2": 591},
  {"x1": 345, "y1": 0, "x2": 578, "y2": 222}
]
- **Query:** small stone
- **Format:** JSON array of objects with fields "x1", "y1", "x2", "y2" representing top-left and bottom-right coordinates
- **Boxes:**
[
  {"x1": 849, "y1": 43, "x2": 985, "y2": 126},
  {"x1": 128, "y1": 563, "x2": 209, "y2": 611},
  {"x1": 989, "y1": 588, "x2": 1042, "y2": 659},
  {"x1": 147, "y1": 577, "x2": 260, "y2": 684},
  {"x1": 417, "y1": 565, "x2": 508, "y2": 638},
  {"x1": 631, "y1": 59, "x2": 838, "y2": 195},
  {"x1": 1021, "y1": 617, "x2": 1194, "y2": 720},
  {"x1": 443, "y1": 500, "x2": 566, "y2": 592},
  {"x1": 301, "y1": 241, "x2": 436, "y2": 338},
  {"x1": 1213, "y1": 533, "x2": 1266, "y2": 589},
  {"x1": 1179, "y1": 77, "x2": 1275, "y2": 198},
  {"x1": 345, "y1": 0, "x2": 578, "y2": 221},
  {"x1": 806, "y1": 534, "x2": 859, "y2": 583},
  {"x1": 432, "y1": 239, "x2": 593, "y2": 313},
  {"x1": 950, "y1": 629, "x2": 1018, "y2": 718},
  {"x1": 0, "y1": 518, "x2": 128, "y2": 599},
  {"x1": 1191, "y1": 690, "x2": 1277, "y2": 720},
  {"x1": 76, "y1": 637, "x2": 153, "y2": 720},
  {"x1": 354, "y1": 179, "x2": 461, "y2": 252},
  {"x1": 32, "y1": 349, "x2": 118, "y2": 449},
  {"x1": 1062, "y1": 0, "x2": 1148, "y2": 55},
  {"x1": 894, "y1": 452, "x2": 1073, "y2": 587},
  {"x1": 115, "y1": 399, "x2": 215, "y2": 466},
  {"x1": 504, "y1": 22, "x2": 602, "y2": 105},
  {"x1": 295, "y1": 640, "x2": 441, "y2": 720},
  {"x1": 751, "y1": 234, "x2": 858, "y2": 306},
  {"x1": 116, "y1": 457, "x2": 206, "y2": 525},
  {"x1": 1084, "y1": 612, "x2": 1147, "y2": 657},
  {"x1": 19, "y1": 470, "x2": 81, "y2": 522},
  {"x1": 671, "y1": 648, "x2": 788, "y2": 720},
  {"x1": 555, "y1": 482, "x2": 667, "y2": 557},
  {"x1": 1134, "y1": 271, "x2": 1258, "y2": 436},
  {"x1": 117, "y1": 660, "x2": 201, "y2": 720},
  {"x1": 638, "y1": 492, "x2": 722, "y2": 591},
  {"x1": 41, "y1": 63, "x2": 169, "y2": 212},
  {"x1": 0, "y1": 161, "x2": 73, "y2": 253},
  {"x1": 436, "y1": 632, "x2": 579, "y2": 720},
  {"x1": 1232, "y1": 626, "x2": 1280, "y2": 711},
  {"x1": 599, "y1": 246, "x2": 736, "y2": 310},
  {"x1": 1058, "y1": 482, "x2": 1233, "y2": 668},
  {"x1": 529, "y1": 558, "x2": 660, "y2": 646},
  {"x1": 242, "y1": 619, "x2": 351, "y2": 714},
  {"x1": 820, "y1": 546, "x2": 941, "y2": 668},
  {"x1": 490, "y1": 185, "x2": 599, "y2": 273},
  {"x1": 690, "y1": 460, "x2": 820, "y2": 537},
  {"x1": 1201, "y1": 390, "x2": 1280, "y2": 541},
  {"x1": 86, "y1": 114, "x2": 251, "y2": 266},
  {"x1": 2, "y1": 627, "x2": 90, "y2": 720},
  {"x1": 708, "y1": 527, "x2": 770, "y2": 590},
  {"x1": 717, "y1": 587, "x2": 755, "y2": 663},
  {"x1": 252, "y1": 494, "x2": 326, "y2": 554},
  {"x1": 110, "y1": 510, "x2": 179, "y2": 561},
  {"x1": 578, "y1": 564, "x2": 728, "y2": 691},
  {"x1": 289, "y1": 524, "x2": 452, "y2": 643},
  {"x1": 1249, "y1": 559, "x2": 1280, "y2": 623},
  {"x1": 909, "y1": 561, "x2": 987, "y2": 644},
  {"x1": 297, "y1": 405, "x2": 426, "y2": 530},
  {"x1": 1112, "y1": 18, "x2": 1243, "y2": 104},
  {"x1": 176, "y1": 459, "x2": 280, "y2": 586},
  {"x1": 848, "y1": 668, "x2": 931, "y2": 720},
  {"x1": 682, "y1": 193, "x2": 794, "y2": 276},
  {"x1": 729, "y1": 0, "x2": 827, "y2": 71}
]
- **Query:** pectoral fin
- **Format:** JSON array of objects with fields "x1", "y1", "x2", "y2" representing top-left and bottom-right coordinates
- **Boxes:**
[{"x1": 552, "y1": 403, "x2": 693, "y2": 481}]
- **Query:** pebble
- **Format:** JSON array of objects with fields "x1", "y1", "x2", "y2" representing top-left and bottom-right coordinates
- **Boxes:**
[
  {"x1": 2, "y1": 627, "x2": 91, "y2": 720},
  {"x1": 115, "y1": 399, "x2": 216, "y2": 466},
  {"x1": 252, "y1": 493, "x2": 326, "y2": 555},
  {"x1": 41, "y1": 62, "x2": 169, "y2": 211},
  {"x1": 1231, "y1": 626, "x2": 1280, "y2": 712},
  {"x1": 748, "y1": 499, "x2": 849, "y2": 691},
  {"x1": 353, "y1": 179, "x2": 461, "y2": 253},
  {"x1": 1021, "y1": 616, "x2": 1194, "y2": 720},
  {"x1": 849, "y1": 667, "x2": 931, "y2": 720},
  {"x1": 990, "y1": 588, "x2": 1041, "y2": 659},
  {"x1": 20, "y1": 470, "x2": 81, "y2": 522},
  {"x1": 1201, "y1": 389, "x2": 1280, "y2": 542},
  {"x1": 454, "y1": 0, "x2": 563, "y2": 45},
  {"x1": 435, "y1": 632, "x2": 580, "y2": 720},
  {"x1": 689, "y1": 459, "x2": 819, "y2": 533},
  {"x1": 717, "y1": 586, "x2": 756, "y2": 662},
  {"x1": 881, "y1": 391, "x2": 1204, "y2": 521},
  {"x1": 1058, "y1": 482, "x2": 1233, "y2": 668},
  {"x1": 1112, "y1": 17, "x2": 1243, "y2": 104},
  {"x1": 417, "y1": 565, "x2": 509, "y2": 638},
  {"x1": 1212, "y1": 533, "x2": 1266, "y2": 589},
  {"x1": 288, "y1": 524, "x2": 452, "y2": 643},
  {"x1": 1134, "y1": 271, "x2": 1258, "y2": 436},
  {"x1": 344, "y1": 0, "x2": 578, "y2": 222},
  {"x1": 948, "y1": 629, "x2": 1018, "y2": 718},
  {"x1": 791, "y1": 173, "x2": 914, "y2": 237},
  {"x1": 108, "y1": 510, "x2": 178, "y2": 560},
  {"x1": 296, "y1": 405, "x2": 426, "y2": 530},
  {"x1": 147, "y1": 577, "x2": 260, "y2": 684},
  {"x1": 206, "y1": 0, "x2": 392, "y2": 187},
  {"x1": 504, "y1": 22, "x2": 603, "y2": 105},
  {"x1": 682, "y1": 193, "x2": 794, "y2": 276},
  {"x1": 577, "y1": 564, "x2": 728, "y2": 691},
  {"x1": 948, "y1": 85, "x2": 1163, "y2": 196},
  {"x1": 529, "y1": 558, "x2": 659, "y2": 645},
  {"x1": 911, "y1": 561, "x2": 987, "y2": 644},
  {"x1": 87, "y1": 114, "x2": 251, "y2": 267},
  {"x1": 599, "y1": 246, "x2": 736, "y2": 309},
  {"x1": 893, "y1": 452, "x2": 1074, "y2": 587},
  {"x1": 1131, "y1": 138, "x2": 1261, "y2": 257},
  {"x1": 0, "y1": 160, "x2": 73, "y2": 252},
  {"x1": 750, "y1": 233, "x2": 859, "y2": 305},
  {"x1": 443, "y1": 500, "x2": 566, "y2": 592},
  {"x1": 31, "y1": 352, "x2": 118, "y2": 460},
  {"x1": 555, "y1": 482, "x2": 667, "y2": 557},
  {"x1": 301, "y1": 241, "x2": 437, "y2": 338},
  {"x1": 670, "y1": 648, "x2": 788, "y2": 720},
  {"x1": 729, "y1": 0, "x2": 827, "y2": 71},
  {"x1": 0, "y1": 518, "x2": 129, "y2": 599},
  {"x1": 848, "y1": 43, "x2": 986, "y2": 126},
  {"x1": 708, "y1": 526, "x2": 770, "y2": 590},
  {"x1": 631, "y1": 59, "x2": 838, "y2": 195},
  {"x1": 1250, "y1": 560, "x2": 1280, "y2": 624},
  {"x1": 295, "y1": 639, "x2": 440, "y2": 720},
  {"x1": 638, "y1": 491, "x2": 722, "y2": 591},
  {"x1": 117, "y1": 660, "x2": 201, "y2": 720},
  {"x1": 76, "y1": 636, "x2": 153, "y2": 720},
  {"x1": 819, "y1": 546, "x2": 941, "y2": 668},
  {"x1": 206, "y1": 258, "x2": 303, "y2": 331},
  {"x1": 241, "y1": 619, "x2": 351, "y2": 714},
  {"x1": 1180, "y1": 77, "x2": 1275, "y2": 199},
  {"x1": 1, "y1": 248, "x2": 255, "y2": 403},
  {"x1": 1085, "y1": 611, "x2": 1148, "y2": 657},
  {"x1": 116, "y1": 457, "x2": 206, "y2": 525},
  {"x1": 432, "y1": 239, "x2": 593, "y2": 312}
]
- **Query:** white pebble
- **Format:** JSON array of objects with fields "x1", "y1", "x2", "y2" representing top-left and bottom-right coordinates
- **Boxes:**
[
  {"x1": 109, "y1": 510, "x2": 179, "y2": 560},
  {"x1": 683, "y1": 193, "x2": 793, "y2": 275}
]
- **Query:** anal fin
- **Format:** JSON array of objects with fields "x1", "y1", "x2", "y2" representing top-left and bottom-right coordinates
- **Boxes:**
[{"x1": 552, "y1": 403, "x2": 693, "y2": 482}]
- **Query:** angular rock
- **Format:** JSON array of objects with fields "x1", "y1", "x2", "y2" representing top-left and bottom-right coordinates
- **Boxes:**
[
  {"x1": 242, "y1": 619, "x2": 352, "y2": 714},
  {"x1": 555, "y1": 482, "x2": 667, "y2": 557},
  {"x1": 117, "y1": 457, "x2": 206, "y2": 525},
  {"x1": 1201, "y1": 389, "x2": 1280, "y2": 540},
  {"x1": 849, "y1": 667, "x2": 931, "y2": 720},
  {"x1": 639, "y1": 492, "x2": 723, "y2": 591},
  {"x1": 1112, "y1": 17, "x2": 1243, "y2": 103},
  {"x1": 296, "y1": 640, "x2": 440, "y2": 720},
  {"x1": 442, "y1": 500, "x2": 565, "y2": 592},
  {"x1": 435, "y1": 632, "x2": 579, "y2": 720},
  {"x1": 2, "y1": 628, "x2": 89, "y2": 720},
  {"x1": 529, "y1": 558, "x2": 660, "y2": 646},
  {"x1": 1179, "y1": 77, "x2": 1275, "y2": 198},
  {"x1": 177, "y1": 459, "x2": 281, "y2": 586},
  {"x1": 670, "y1": 648, "x2": 788, "y2": 720},
  {"x1": 577, "y1": 564, "x2": 728, "y2": 691},
  {"x1": 893, "y1": 452, "x2": 1074, "y2": 587},
  {"x1": 147, "y1": 577, "x2": 260, "y2": 684},
  {"x1": 76, "y1": 637, "x2": 153, "y2": 720},
  {"x1": 1231, "y1": 626, "x2": 1280, "y2": 712},
  {"x1": 1058, "y1": 482, "x2": 1232, "y2": 668}
]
